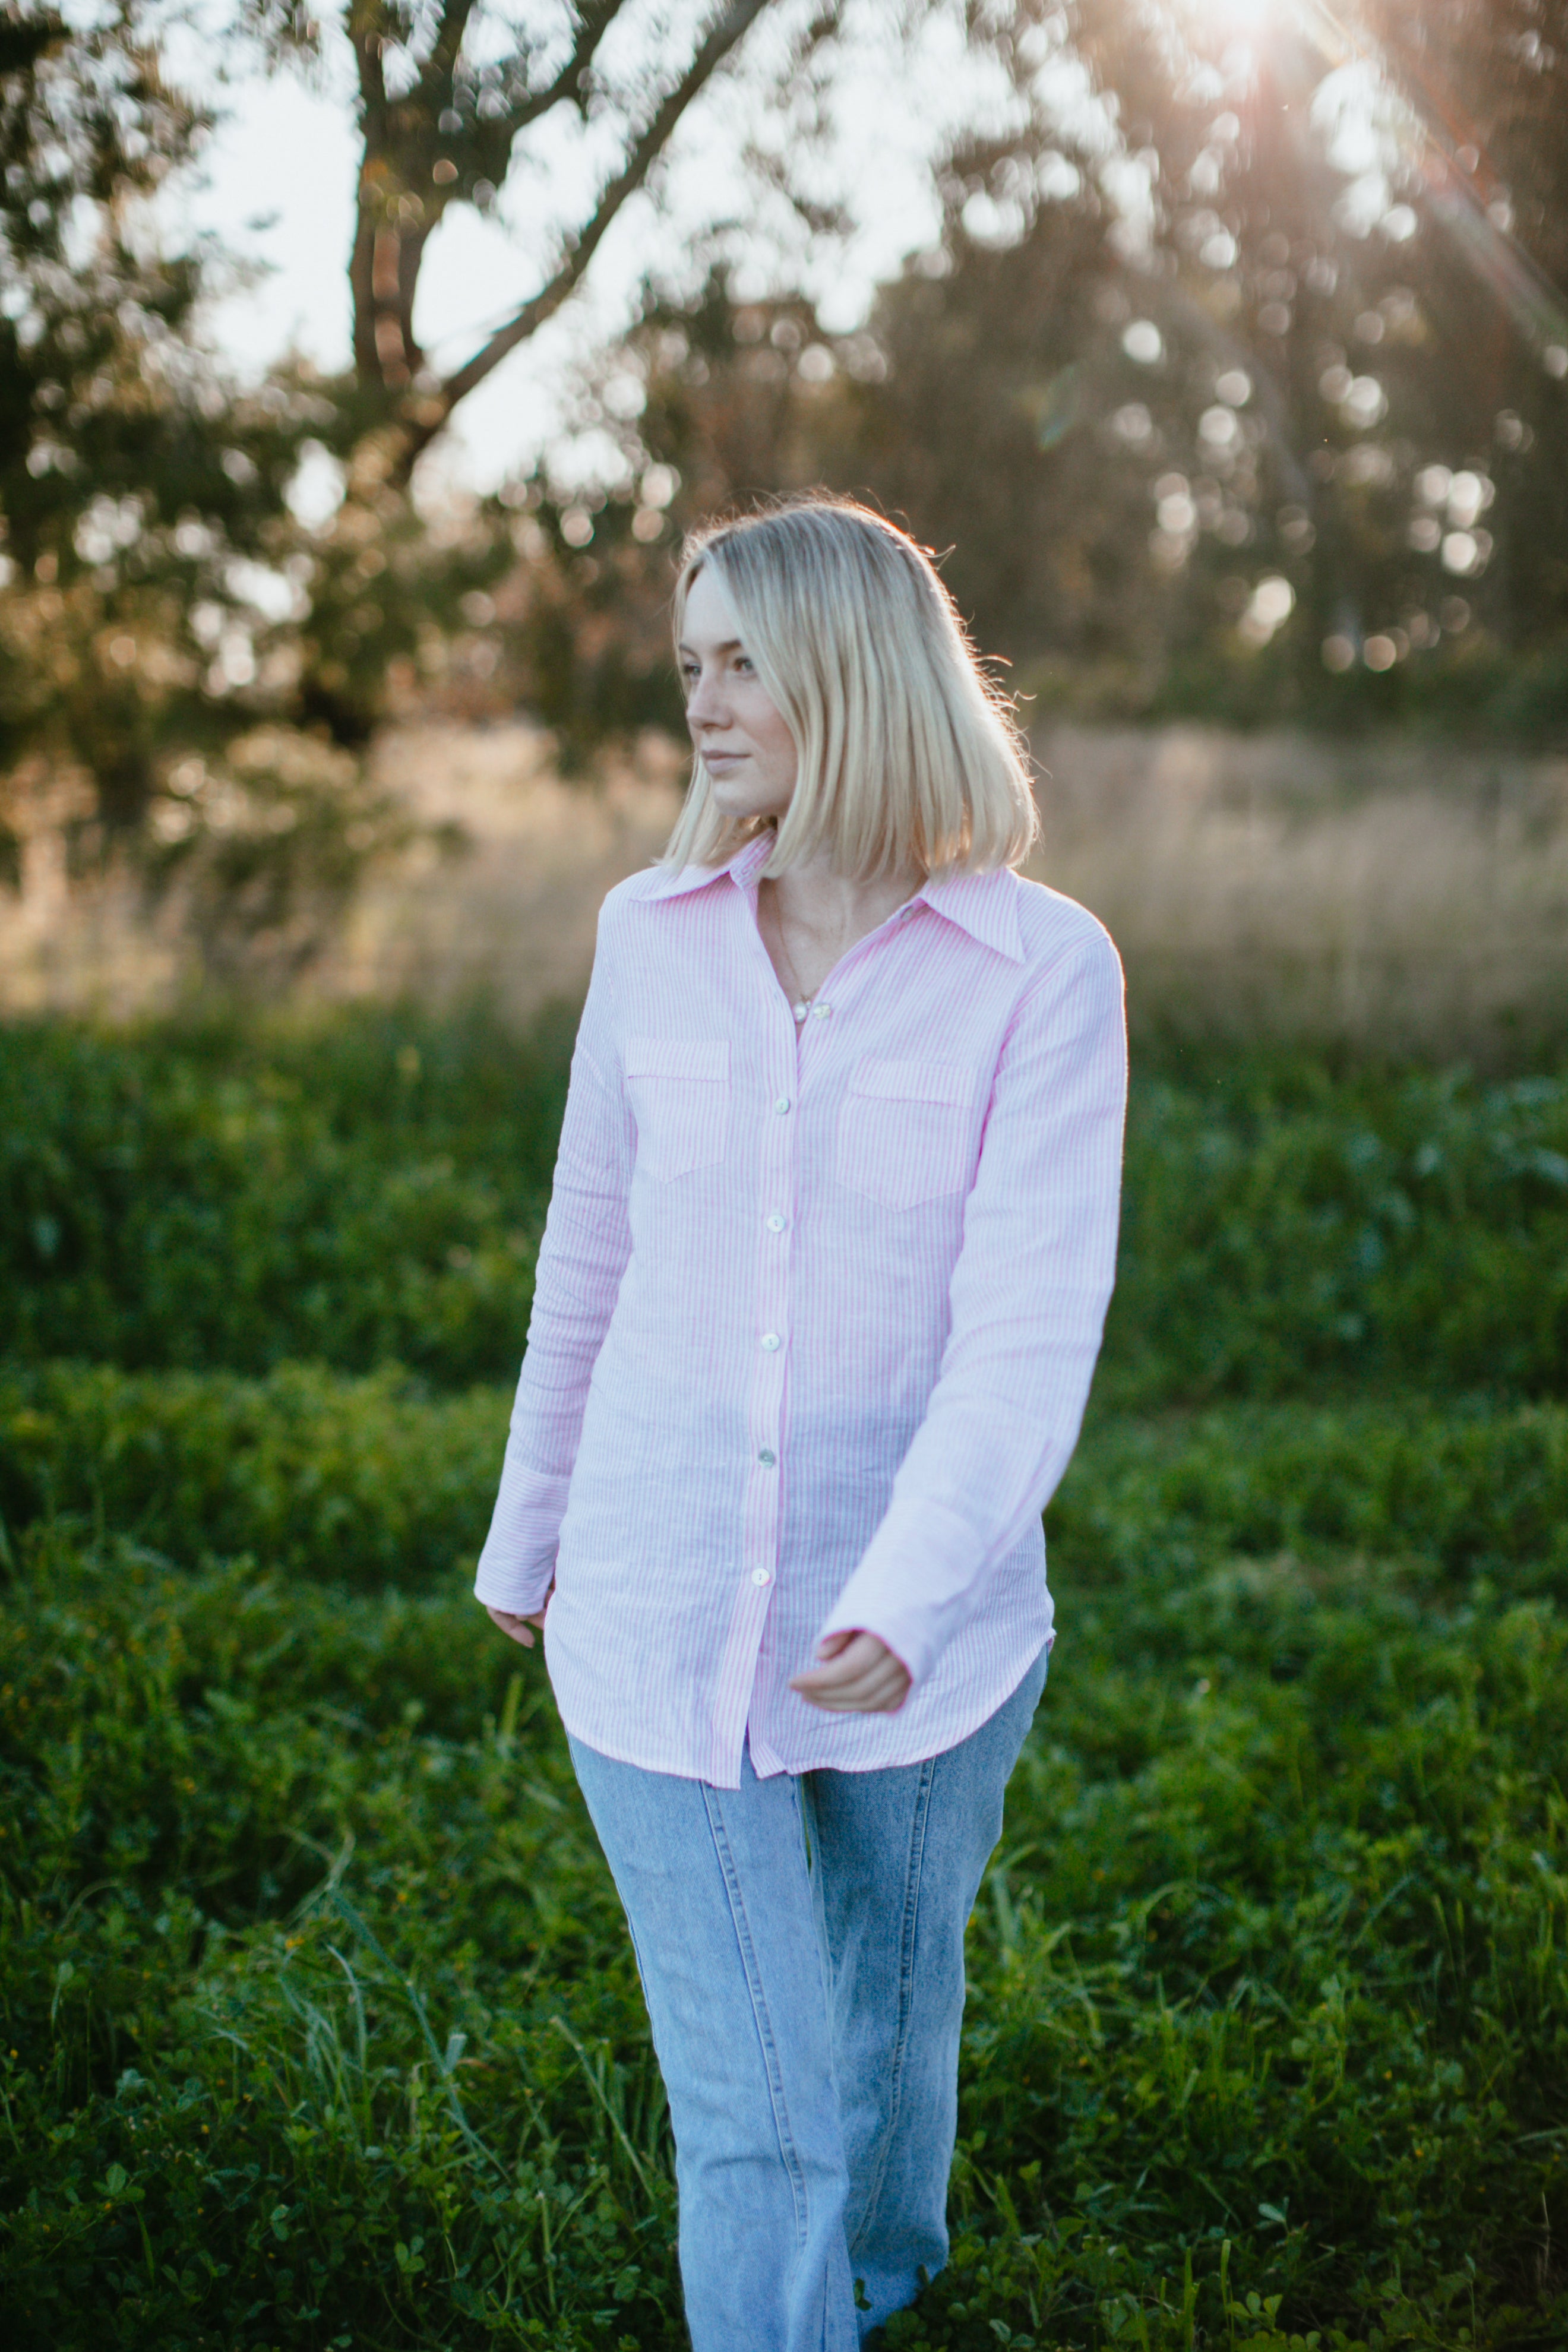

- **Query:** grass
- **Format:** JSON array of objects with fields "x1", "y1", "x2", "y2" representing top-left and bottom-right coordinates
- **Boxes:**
[
  {"x1": 0, "y1": 1006, "x2": 571, "y2": 1383},
  {"x1": 8, "y1": 719, "x2": 1568, "y2": 1069},
  {"x1": 1, "y1": 1005, "x2": 1566, "y2": 2349},
  {"x1": 4, "y1": 1013, "x2": 1566, "y2": 1400},
  {"x1": 1028, "y1": 729, "x2": 1568, "y2": 1068}
]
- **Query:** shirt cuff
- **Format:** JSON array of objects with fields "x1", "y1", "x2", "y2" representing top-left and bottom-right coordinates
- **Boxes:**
[
  {"x1": 473, "y1": 1466, "x2": 571, "y2": 1615},
  {"x1": 818, "y1": 1495, "x2": 986, "y2": 1688}
]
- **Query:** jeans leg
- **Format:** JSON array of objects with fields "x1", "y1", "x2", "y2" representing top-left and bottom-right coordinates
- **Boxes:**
[
  {"x1": 801, "y1": 1649, "x2": 1049, "y2": 2338},
  {"x1": 569, "y1": 1736, "x2": 860, "y2": 2352}
]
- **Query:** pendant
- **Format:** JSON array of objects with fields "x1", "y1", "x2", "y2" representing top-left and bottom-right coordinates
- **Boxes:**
[{"x1": 792, "y1": 1001, "x2": 810, "y2": 1022}]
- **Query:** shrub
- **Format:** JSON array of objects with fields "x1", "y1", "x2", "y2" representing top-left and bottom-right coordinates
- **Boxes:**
[
  {"x1": 2, "y1": 1520, "x2": 1564, "y2": 2348},
  {"x1": 0, "y1": 1360, "x2": 505, "y2": 1592},
  {"x1": 4, "y1": 1017, "x2": 1567, "y2": 1406},
  {"x1": 1108, "y1": 1057, "x2": 1568, "y2": 1406},
  {"x1": 0, "y1": 1006, "x2": 569, "y2": 1384}
]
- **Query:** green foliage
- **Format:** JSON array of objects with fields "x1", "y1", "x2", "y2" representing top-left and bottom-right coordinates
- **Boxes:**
[
  {"x1": 2, "y1": 1004, "x2": 1567, "y2": 2345},
  {"x1": 0, "y1": 1006, "x2": 571, "y2": 1380},
  {"x1": 1105, "y1": 1056, "x2": 1568, "y2": 1407},
  {"x1": 4, "y1": 1017, "x2": 1565, "y2": 1402},
  {"x1": 1055, "y1": 1399, "x2": 1568, "y2": 1602},
  {"x1": 0, "y1": 1361, "x2": 506, "y2": 1592},
  {"x1": 6, "y1": 1366, "x2": 1568, "y2": 1614},
  {"x1": 0, "y1": 1531, "x2": 680, "y2": 2348},
  {"x1": 2, "y1": 1488, "x2": 1565, "y2": 2344}
]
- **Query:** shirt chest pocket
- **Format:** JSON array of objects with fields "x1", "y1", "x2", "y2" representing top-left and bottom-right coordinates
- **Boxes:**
[
  {"x1": 836, "y1": 1057, "x2": 976, "y2": 1212},
  {"x1": 625, "y1": 1037, "x2": 731, "y2": 1181}
]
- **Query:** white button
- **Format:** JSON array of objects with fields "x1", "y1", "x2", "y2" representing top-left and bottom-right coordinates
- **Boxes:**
[
  {"x1": 774, "y1": 1095, "x2": 791, "y2": 1115},
  {"x1": 761, "y1": 1332, "x2": 781, "y2": 1351},
  {"x1": 766, "y1": 1213, "x2": 786, "y2": 1232},
  {"x1": 813, "y1": 1003, "x2": 831, "y2": 1019},
  {"x1": 752, "y1": 1568, "x2": 771, "y2": 1586},
  {"x1": 758, "y1": 1448, "x2": 776, "y2": 1467}
]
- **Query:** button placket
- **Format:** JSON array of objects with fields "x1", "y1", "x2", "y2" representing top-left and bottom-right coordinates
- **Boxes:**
[{"x1": 744, "y1": 1025, "x2": 799, "y2": 1646}]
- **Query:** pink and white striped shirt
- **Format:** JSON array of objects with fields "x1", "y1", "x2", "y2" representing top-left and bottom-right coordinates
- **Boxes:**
[{"x1": 476, "y1": 830, "x2": 1126, "y2": 1787}]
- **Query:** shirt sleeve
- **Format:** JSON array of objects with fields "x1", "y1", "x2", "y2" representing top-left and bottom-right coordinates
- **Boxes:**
[
  {"x1": 475, "y1": 918, "x2": 634, "y2": 1613},
  {"x1": 818, "y1": 925, "x2": 1127, "y2": 1685}
]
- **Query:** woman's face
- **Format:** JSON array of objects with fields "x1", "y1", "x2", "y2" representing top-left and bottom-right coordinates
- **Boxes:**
[{"x1": 679, "y1": 564, "x2": 798, "y2": 822}]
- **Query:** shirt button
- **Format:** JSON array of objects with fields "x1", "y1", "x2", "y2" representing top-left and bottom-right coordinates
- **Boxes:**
[
  {"x1": 760, "y1": 1332, "x2": 781, "y2": 1352},
  {"x1": 774, "y1": 1095, "x2": 791, "y2": 1115},
  {"x1": 758, "y1": 1448, "x2": 776, "y2": 1467},
  {"x1": 752, "y1": 1568, "x2": 772, "y2": 1586},
  {"x1": 766, "y1": 1213, "x2": 786, "y2": 1232},
  {"x1": 813, "y1": 1003, "x2": 831, "y2": 1019}
]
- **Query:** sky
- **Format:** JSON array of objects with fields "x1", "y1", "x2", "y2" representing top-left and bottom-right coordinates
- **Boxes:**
[{"x1": 184, "y1": 0, "x2": 1016, "y2": 493}]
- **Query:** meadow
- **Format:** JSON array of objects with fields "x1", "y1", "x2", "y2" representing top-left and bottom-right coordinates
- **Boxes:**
[{"x1": 2, "y1": 1005, "x2": 1567, "y2": 2350}]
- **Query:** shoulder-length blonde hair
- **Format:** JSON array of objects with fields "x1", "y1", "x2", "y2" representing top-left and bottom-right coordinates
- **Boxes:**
[{"x1": 662, "y1": 497, "x2": 1038, "y2": 880}]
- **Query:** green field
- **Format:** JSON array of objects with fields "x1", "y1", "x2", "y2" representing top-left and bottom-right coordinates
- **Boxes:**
[{"x1": 2, "y1": 1011, "x2": 1566, "y2": 2350}]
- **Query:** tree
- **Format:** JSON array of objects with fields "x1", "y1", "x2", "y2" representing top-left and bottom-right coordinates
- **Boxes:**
[
  {"x1": 0, "y1": 2, "x2": 318, "y2": 857},
  {"x1": 243, "y1": 0, "x2": 798, "y2": 479},
  {"x1": 507, "y1": 0, "x2": 1568, "y2": 738},
  {"x1": 1364, "y1": 0, "x2": 1568, "y2": 667},
  {"x1": 215, "y1": 0, "x2": 864, "y2": 742}
]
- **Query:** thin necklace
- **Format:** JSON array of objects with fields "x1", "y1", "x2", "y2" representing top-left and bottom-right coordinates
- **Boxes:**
[
  {"x1": 768, "y1": 898, "x2": 817, "y2": 1022},
  {"x1": 779, "y1": 934, "x2": 815, "y2": 1023}
]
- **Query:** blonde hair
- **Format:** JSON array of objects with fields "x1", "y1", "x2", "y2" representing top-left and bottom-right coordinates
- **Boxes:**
[{"x1": 662, "y1": 497, "x2": 1038, "y2": 880}]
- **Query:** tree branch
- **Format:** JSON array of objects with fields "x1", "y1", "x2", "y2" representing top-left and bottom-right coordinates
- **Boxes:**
[
  {"x1": 353, "y1": 0, "x2": 634, "y2": 393},
  {"x1": 482, "y1": 2, "x2": 630, "y2": 143},
  {"x1": 426, "y1": 0, "x2": 482, "y2": 86},
  {"x1": 428, "y1": 0, "x2": 779, "y2": 432},
  {"x1": 349, "y1": 5, "x2": 391, "y2": 381}
]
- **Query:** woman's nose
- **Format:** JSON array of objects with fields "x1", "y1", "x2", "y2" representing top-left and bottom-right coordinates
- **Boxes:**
[{"x1": 685, "y1": 667, "x2": 728, "y2": 729}]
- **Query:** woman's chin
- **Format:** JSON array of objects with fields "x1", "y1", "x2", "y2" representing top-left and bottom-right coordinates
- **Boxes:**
[{"x1": 710, "y1": 781, "x2": 785, "y2": 822}]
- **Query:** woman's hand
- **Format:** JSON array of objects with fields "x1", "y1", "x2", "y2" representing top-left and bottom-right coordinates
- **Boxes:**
[
  {"x1": 790, "y1": 1629, "x2": 911, "y2": 1715},
  {"x1": 485, "y1": 1600, "x2": 549, "y2": 1649}
]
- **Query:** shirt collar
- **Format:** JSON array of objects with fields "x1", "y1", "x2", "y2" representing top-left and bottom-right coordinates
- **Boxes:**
[
  {"x1": 643, "y1": 839, "x2": 1025, "y2": 963},
  {"x1": 641, "y1": 832, "x2": 774, "y2": 902},
  {"x1": 915, "y1": 867, "x2": 1025, "y2": 963}
]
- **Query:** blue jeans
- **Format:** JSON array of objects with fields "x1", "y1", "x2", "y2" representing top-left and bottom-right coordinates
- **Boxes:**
[{"x1": 567, "y1": 1646, "x2": 1048, "y2": 2351}]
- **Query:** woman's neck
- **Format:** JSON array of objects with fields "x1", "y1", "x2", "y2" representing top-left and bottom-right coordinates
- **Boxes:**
[{"x1": 757, "y1": 850, "x2": 922, "y2": 1005}]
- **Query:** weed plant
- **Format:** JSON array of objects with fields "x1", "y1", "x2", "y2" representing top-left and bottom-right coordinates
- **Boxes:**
[
  {"x1": 1, "y1": 1006, "x2": 1566, "y2": 2348},
  {"x1": 3, "y1": 1018, "x2": 1567, "y2": 1402},
  {"x1": 4, "y1": 1368, "x2": 1568, "y2": 1606},
  {"x1": 3, "y1": 1520, "x2": 1564, "y2": 2350},
  {"x1": 0, "y1": 1008, "x2": 572, "y2": 1383}
]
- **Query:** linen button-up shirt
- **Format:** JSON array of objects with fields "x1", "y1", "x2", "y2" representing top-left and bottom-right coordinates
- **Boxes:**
[{"x1": 475, "y1": 833, "x2": 1127, "y2": 1787}]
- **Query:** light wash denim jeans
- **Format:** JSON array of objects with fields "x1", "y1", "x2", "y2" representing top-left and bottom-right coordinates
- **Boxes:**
[{"x1": 567, "y1": 1645, "x2": 1049, "y2": 2352}]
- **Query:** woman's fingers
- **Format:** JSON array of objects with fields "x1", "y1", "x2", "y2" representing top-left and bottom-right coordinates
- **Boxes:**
[
  {"x1": 485, "y1": 1604, "x2": 546, "y2": 1648},
  {"x1": 790, "y1": 1630, "x2": 911, "y2": 1715}
]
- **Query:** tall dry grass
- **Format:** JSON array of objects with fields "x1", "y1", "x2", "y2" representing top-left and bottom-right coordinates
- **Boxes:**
[
  {"x1": 0, "y1": 725, "x2": 682, "y2": 1029},
  {"x1": 2, "y1": 718, "x2": 1566, "y2": 1061},
  {"x1": 1029, "y1": 724, "x2": 1568, "y2": 1063}
]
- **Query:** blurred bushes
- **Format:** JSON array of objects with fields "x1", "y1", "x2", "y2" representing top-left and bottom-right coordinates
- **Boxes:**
[
  {"x1": 0, "y1": 1006, "x2": 570, "y2": 1381},
  {"x1": 4, "y1": 1497, "x2": 1566, "y2": 2346},
  {"x1": 0, "y1": 1362, "x2": 504, "y2": 1591},
  {"x1": 1107, "y1": 1055, "x2": 1568, "y2": 1406},
  {"x1": 1052, "y1": 1398, "x2": 1568, "y2": 1601},
  {"x1": 5, "y1": 1365, "x2": 1568, "y2": 1610},
  {"x1": 5, "y1": 1014, "x2": 1565, "y2": 1402}
]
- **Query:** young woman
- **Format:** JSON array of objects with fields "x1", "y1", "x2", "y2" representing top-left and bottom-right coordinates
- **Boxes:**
[{"x1": 476, "y1": 497, "x2": 1126, "y2": 2350}]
